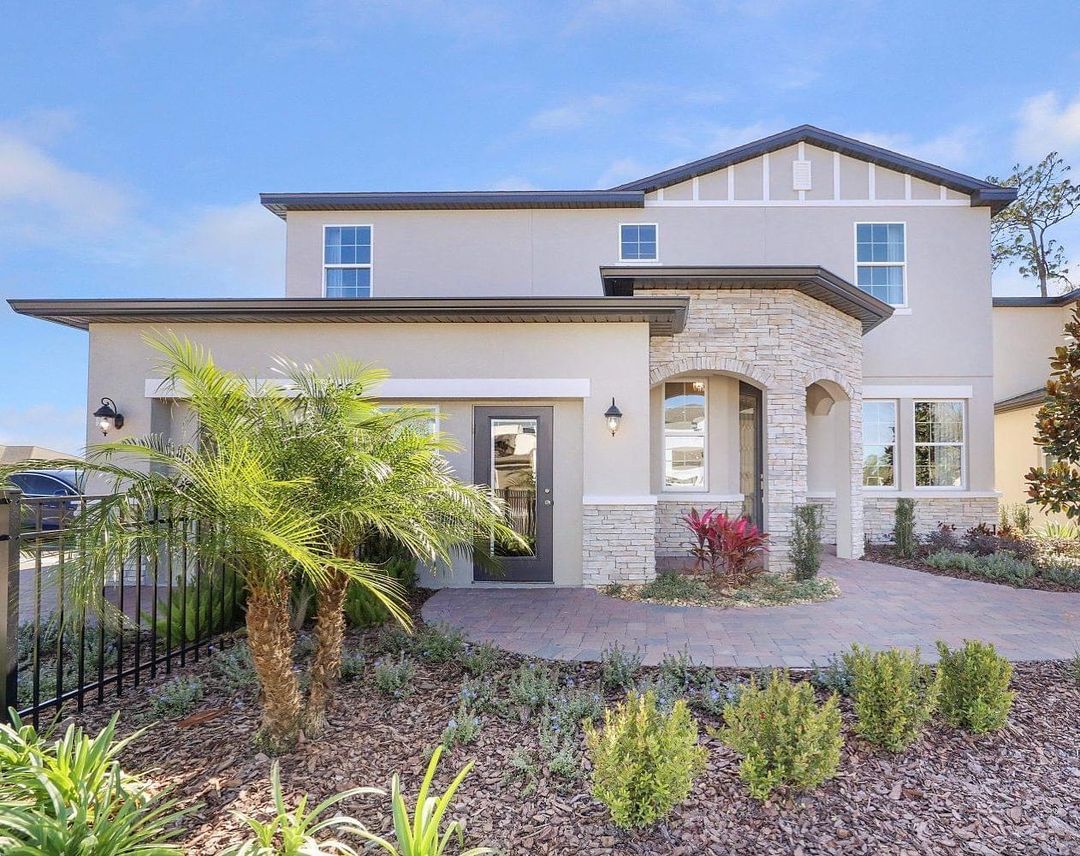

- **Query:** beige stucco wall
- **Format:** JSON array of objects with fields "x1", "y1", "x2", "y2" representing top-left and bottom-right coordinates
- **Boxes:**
[
  {"x1": 994, "y1": 404, "x2": 1067, "y2": 527},
  {"x1": 992, "y1": 305, "x2": 1070, "y2": 401},
  {"x1": 85, "y1": 320, "x2": 653, "y2": 587}
]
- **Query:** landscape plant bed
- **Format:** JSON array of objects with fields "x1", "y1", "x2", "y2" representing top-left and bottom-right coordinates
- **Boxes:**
[
  {"x1": 62, "y1": 622, "x2": 1080, "y2": 855},
  {"x1": 863, "y1": 544, "x2": 1080, "y2": 593},
  {"x1": 604, "y1": 571, "x2": 840, "y2": 608}
]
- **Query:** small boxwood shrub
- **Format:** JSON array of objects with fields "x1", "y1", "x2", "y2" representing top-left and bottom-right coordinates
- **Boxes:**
[
  {"x1": 790, "y1": 503, "x2": 824, "y2": 580},
  {"x1": 935, "y1": 640, "x2": 1015, "y2": 733},
  {"x1": 925, "y1": 550, "x2": 980, "y2": 572},
  {"x1": 893, "y1": 498, "x2": 918, "y2": 559},
  {"x1": 584, "y1": 691, "x2": 706, "y2": 829},
  {"x1": 713, "y1": 670, "x2": 842, "y2": 800},
  {"x1": 844, "y1": 645, "x2": 940, "y2": 751}
]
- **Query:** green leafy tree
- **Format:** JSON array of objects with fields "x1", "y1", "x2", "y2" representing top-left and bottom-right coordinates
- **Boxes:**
[
  {"x1": 988, "y1": 153, "x2": 1080, "y2": 297},
  {"x1": 1027, "y1": 306, "x2": 1080, "y2": 517}
]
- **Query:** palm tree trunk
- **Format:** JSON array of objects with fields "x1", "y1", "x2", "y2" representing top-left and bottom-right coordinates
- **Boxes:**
[
  {"x1": 306, "y1": 544, "x2": 352, "y2": 734},
  {"x1": 246, "y1": 576, "x2": 303, "y2": 752}
]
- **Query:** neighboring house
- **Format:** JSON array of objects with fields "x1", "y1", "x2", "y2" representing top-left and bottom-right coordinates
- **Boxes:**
[
  {"x1": 0, "y1": 445, "x2": 76, "y2": 465},
  {"x1": 992, "y1": 288, "x2": 1080, "y2": 524},
  {"x1": 10, "y1": 125, "x2": 1015, "y2": 587}
]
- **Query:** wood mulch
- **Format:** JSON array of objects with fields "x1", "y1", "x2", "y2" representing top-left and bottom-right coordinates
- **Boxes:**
[
  {"x1": 863, "y1": 545, "x2": 1080, "y2": 593},
  {"x1": 68, "y1": 625, "x2": 1080, "y2": 856}
]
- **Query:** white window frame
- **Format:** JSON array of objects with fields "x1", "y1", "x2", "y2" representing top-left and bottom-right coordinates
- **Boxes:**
[
  {"x1": 619, "y1": 222, "x2": 660, "y2": 263},
  {"x1": 853, "y1": 221, "x2": 907, "y2": 308},
  {"x1": 323, "y1": 224, "x2": 374, "y2": 298},
  {"x1": 862, "y1": 399, "x2": 898, "y2": 490},
  {"x1": 913, "y1": 399, "x2": 966, "y2": 490},
  {"x1": 662, "y1": 378, "x2": 707, "y2": 492}
]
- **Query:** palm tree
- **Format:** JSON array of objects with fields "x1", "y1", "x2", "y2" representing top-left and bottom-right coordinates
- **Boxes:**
[
  {"x1": 3, "y1": 336, "x2": 408, "y2": 752},
  {"x1": 267, "y1": 358, "x2": 523, "y2": 731}
]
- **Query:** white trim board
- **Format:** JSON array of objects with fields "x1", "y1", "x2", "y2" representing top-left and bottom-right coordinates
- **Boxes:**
[
  {"x1": 863, "y1": 385, "x2": 973, "y2": 399},
  {"x1": 583, "y1": 495, "x2": 658, "y2": 506},
  {"x1": 146, "y1": 377, "x2": 592, "y2": 400}
]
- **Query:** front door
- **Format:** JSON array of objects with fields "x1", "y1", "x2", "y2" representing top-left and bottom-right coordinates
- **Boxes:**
[
  {"x1": 473, "y1": 407, "x2": 554, "y2": 582},
  {"x1": 739, "y1": 383, "x2": 765, "y2": 527}
]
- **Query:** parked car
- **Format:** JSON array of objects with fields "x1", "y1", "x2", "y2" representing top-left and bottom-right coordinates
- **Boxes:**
[{"x1": 7, "y1": 470, "x2": 84, "y2": 531}]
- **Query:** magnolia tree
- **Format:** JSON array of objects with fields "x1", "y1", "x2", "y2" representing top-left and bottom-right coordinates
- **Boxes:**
[{"x1": 1027, "y1": 306, "x2": 1080, "y2": 518}]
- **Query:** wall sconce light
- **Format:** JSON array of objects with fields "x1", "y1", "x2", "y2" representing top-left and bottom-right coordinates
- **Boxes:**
[
  {"x1": 93, "y1": 397, "x2": 125, "y2": 436},
  {"x1": 604, "y1": 397, "x2": 623, "y2": 436}
]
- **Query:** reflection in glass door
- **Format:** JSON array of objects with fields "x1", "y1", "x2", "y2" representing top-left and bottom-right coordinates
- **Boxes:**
[
  {"x1": 739, "y1": 383, "x2": 764, "y2": 527},
  {"x1": 474, "y1": 407, "x2": 553, "y2": 582}
]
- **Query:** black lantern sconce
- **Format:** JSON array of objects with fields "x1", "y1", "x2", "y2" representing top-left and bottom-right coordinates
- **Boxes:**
[
  {"x1": 93, "y1": 397, "x2": 125, "y2": 436},
  {"x1": 604, "y1": 397, "x2": 623, "y2": 436}
]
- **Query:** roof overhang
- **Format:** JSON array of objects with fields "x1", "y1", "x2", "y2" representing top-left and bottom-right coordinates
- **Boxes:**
[
  {"x1": 599, "y1": 265, "x2": 894, "y2": 334},
  {"x1": 995, "y1": 388, "x2": 1047, "y2": 414},
  {"x1": 8, "y1": 296, "x2": 689, "y2": 336},
  {"x1": 993, "y1": 288, "x2": 1080, "y2": 308},
  {"x1": 611, "y1": 125, "x2": 1017, "y2": 215},
  {"x1": 260, "y1": 191, "x2": 644, "y2": 219}
]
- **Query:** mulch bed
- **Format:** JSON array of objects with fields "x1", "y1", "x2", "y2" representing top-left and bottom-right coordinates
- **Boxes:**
[
  {"x1": 68, "y1": 625, "x2": 1080, "y2": 856},
  {"x1": 863, "y1": 545, "x2": 1080, "y2": 593}
]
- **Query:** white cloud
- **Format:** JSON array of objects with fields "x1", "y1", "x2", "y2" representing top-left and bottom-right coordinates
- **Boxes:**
[
  {"x1": 0, "y1": 405, "x2": 87, "y2": 457},
  {"x1": 527, "y1": 94, "x2": 626, "y2": 133},
  {"x1": 852, "y1": 127, "x2": 980, "y2": 169},
  {"x1": 1014, "y1": 90, "x2": 1080, "y2": 160},
  {"x1": 595, "y1": 157, "x2": 652, "y2": 188},
  {"x1": 489, "y1": 176, "x2": 541, "y2": 191}
]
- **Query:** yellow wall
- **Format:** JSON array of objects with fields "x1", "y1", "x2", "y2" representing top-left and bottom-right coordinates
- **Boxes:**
[{"x1": 994, "y1": 404, "x2": 1066, "y2": 526}]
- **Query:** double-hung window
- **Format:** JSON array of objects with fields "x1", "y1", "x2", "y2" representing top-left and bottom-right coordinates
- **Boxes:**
[
  {"x1": 914, "y1": 400, "x2": 965, "y2": 488},
  {"x1": 324, "y1": 225, "x2": 372, "y2": 298},
  {"x1": 663, "y1": 380, "x2": 706, "y2": 490},
  {"x1": 863, "y1": 400, "x2": 896, "y2": 487},
  {"x1": 855, "y1": 223, "x2": 905, "y2": 306},
  {"x1": 620, "y1": 223, "x2": 658, "y2": 262}
]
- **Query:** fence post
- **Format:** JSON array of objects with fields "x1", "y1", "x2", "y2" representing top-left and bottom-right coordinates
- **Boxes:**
[{"x1": 0, "y1": 488, "x2": 21, "y2": 722}]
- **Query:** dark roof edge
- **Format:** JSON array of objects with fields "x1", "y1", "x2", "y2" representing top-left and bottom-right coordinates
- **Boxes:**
[
  {"x1": 993, "y1": 287, "x2": 1080, "y2": 307},
  {"x1": 611, "y1": 125, "x2": 1017, "y2": 214},
  {"x1": 599, "y1": 265, "x2": 893, "y2": 334},
  {"x1": 995, "y1": 387, "x2": 1047, "y2": 414},
  {"x1": 260, "y1": 190, "x2": 644, "y2": 218},
  {"x1": 8, "y1": 296, "x2": 689, "y2": 335}
]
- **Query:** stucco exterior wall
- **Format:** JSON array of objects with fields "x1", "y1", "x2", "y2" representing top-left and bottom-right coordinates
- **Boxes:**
[{"x1": 993, "y1": 305, "x2": 1071, "y2": 401}]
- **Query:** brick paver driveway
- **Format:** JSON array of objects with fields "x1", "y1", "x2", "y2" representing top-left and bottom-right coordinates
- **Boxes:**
[{"x1": 421, "y1": 555, "x2": 1080, "y2": 666}]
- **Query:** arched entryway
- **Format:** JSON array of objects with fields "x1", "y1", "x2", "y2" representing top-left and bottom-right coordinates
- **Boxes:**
[{"x1": 806, "y1": 378, "x2": 857, "y2": 559}]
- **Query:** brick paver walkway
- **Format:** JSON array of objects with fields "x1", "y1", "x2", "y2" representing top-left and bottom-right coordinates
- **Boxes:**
[{"x1": 421, "y1": 555, "x2": 1080, "y2": 666}]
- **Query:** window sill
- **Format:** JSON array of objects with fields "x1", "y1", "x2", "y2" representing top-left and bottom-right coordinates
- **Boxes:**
[{"x1": 658, "y1": 492, "x2": 744, "y2": 503}]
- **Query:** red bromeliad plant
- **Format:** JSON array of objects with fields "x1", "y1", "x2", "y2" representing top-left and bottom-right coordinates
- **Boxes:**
[{"x1": 682, "y1": 507, "x2": 769, "y2": 585}]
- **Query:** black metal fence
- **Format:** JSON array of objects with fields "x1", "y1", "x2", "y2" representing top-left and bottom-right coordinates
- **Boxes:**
[{"x1": 1, "y1": 488, "x2": 245, "y2": 727}]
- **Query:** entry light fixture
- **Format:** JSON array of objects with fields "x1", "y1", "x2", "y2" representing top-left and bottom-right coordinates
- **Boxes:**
[
  {"x1": 93, "y1": 397, "x2": 125, "y2": 436},
  {"x1": 604, "y1": 397, "x2": 623, "y2": 436}
]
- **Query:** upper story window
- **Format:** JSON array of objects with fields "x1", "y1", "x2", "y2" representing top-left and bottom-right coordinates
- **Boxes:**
[
  {"x1": 664, "y1": 380, "x2": 706, "y2": 490},
  {"x1": 855, "y1": 223, "x2": 905, "y2": 306},
  {"x1": 914, "y1": 400, "x2": 965, "y2": 488},
  {"x1": 324, "y1": 225, "x2": 372, "y2": 298},
  {"x1": 620, "y1": 223, "x2": 658, "y2": 262},
  {"x1": 863, "y1": 400, "x2": 897, "y2": 487}
]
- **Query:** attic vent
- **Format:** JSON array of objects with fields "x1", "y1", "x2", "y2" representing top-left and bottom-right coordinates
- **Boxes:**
[{"x1": 792, "y1": 160, "x2": 812, "y2": 191}]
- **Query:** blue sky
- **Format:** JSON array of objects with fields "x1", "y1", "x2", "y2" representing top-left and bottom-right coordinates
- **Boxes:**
[{"x1": 4, "y1": 0, "x2": 1080, "y2": 454}]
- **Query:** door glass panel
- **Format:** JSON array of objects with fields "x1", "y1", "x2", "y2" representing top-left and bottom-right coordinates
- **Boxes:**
[
  {"x1": 739, "y1": 386, "x2": 762, "y2": 525},
  {"x1": 491, "y1": 419, "x2": 537, "y2": 557}
]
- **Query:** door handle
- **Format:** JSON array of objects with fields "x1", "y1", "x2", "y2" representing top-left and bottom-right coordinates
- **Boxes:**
[{"x1": 543, "y1": 499, "x2": 553, "y2": 506}]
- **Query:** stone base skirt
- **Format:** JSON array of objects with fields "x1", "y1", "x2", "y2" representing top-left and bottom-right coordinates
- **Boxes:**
[
  {"x1": 655, "y1": 498, "x2": 744, "y2": 558},
  {"x1": 862, "y1": 495, "x2": 999, "y2": 543},
  {"x1": 582, "y1": 503, "x2": 657, "y2": 586}
]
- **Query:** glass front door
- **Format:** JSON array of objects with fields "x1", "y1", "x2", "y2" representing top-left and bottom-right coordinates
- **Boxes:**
[
  {"x1": 739, "y1": 382, "x2": 764, "y2": 527},
  {"x1": 473, "y1": 407, "x2": 553, "y2": 582}
]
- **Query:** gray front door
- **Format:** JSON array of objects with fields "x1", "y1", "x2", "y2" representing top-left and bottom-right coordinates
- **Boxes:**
[{"x1": 473, "y1": 406, "x2": 554, "y2": 583}]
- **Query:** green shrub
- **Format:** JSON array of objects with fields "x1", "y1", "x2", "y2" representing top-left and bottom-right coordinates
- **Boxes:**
[
  {"x1": 935, "y1": 640, "x2": 1015, "y2": 733},
  {"x1": 376, "y1": 624, "x2": 415, "y2": 655},
  {"x1": 893, "y1": 498, "x2": 918, "y2": 558},
  {"x1": 713, "y1": 671, "x2": 842, "y2": 800},
  {"x1": 458, "y1": 676, "x2": 499, "y2": 714},
  {"x1": 373, "y1": 654, "x2": 416, "y2": 699},
  {"x1": 210, "y1": 642, "x2": 258, "y2": 693},
  {"x1": 148, "y1": 675, "x2": 204, "y2": 720},
  {"x1": 223, "y1": 760, "x2": 371, "y2": 856},
  {"x1": 148, "y1": 565, "x2": 247, "y2": 644},
  {"x1": 639, "y1": 572, "x2": 711, "y2": 603},
  {"x1": 415, "y1": 623, "x2": 467, "y2": 664},
  {"x1": 340, "y1": 651, "x2": 365, "y2": 681},
  {"x1": 978, "y1": 552, "x2": 1038, "y2": 583},
  {"x1": 844, "y1": 645, "x2": 939, "y2": 751},
  {"x1": 1040, "y1": 561, "x2": 1080, "y2": 588},
  {"x1": 791, "y1": 503, "x2": 824, "y2": 580},
  {"x1": 507, "y1": 662, "x2": 558, "y2": 713},
  {"x1": 440, "y1": 702, "x2": 483, "y2": 752},
  {"x1": 633, "y1": 673, "x2": 684, "y2": 713},
  {"x1": 343, "y1": 555, "x2": 417, "y2": 629},
  {"x1": 658, "y1": 647, "x2": 703, "y2": 690},
  {"x1": 693, "y1": 673, "x2": 746, "y2": 716},
  {"x1": 584, "y1": 691, "x2": 706, "y2": 829},
  {"x1": 0, "y1": 713, "x2": 187, "y2": 854},
  {"x1": 600, "y1": 641, "x2": 642, "y2": 690},
  {"x1": 462, "y1": 641, "x2": 501, "y2": 677},
  {"x1": 809, "y1": 652, "x2": 855, "y2": 697},
  {"x1": 546, "y1": 686, "x2": 605, "y2": 733},
  {"x1": 925, "y1": 549, "x2": 981, "y2": 571}
]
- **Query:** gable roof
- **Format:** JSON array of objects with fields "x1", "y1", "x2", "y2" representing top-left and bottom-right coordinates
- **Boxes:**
[
  {"x1": 995, "y1": 387, "x2": 1047, "y2": 414},
  {"x1": 611, "y1": 125, "x2": 1016, "y2": 214},
  {"x1": 993, "y1": 287, "x2": 1080, "y2": 308},
  {"x1": 260, "y1": 125, "x2": 1016, "y2": 218}
]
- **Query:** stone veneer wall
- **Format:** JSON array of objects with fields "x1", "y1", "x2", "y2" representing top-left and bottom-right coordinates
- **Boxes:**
[
  {"x1": 863, "y1": 495, "x2": 999, "y2": 543},
  {"x1": 807, "y1": 496, "x2": 837, "y2": 544},
  {"x1": 655, "y1": 498, "x2": 745, "y2": 557},
  {"x1": 582, "y1": 503, "x2": 657, "y2": 585},
  {"x1": 649, "y1": 289, "x2": 864, "y2": 569}
]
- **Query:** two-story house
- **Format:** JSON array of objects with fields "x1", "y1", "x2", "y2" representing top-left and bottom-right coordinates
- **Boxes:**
[{"x1": 11, "y1": 126, "x2": 1015, "y2": 586}]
